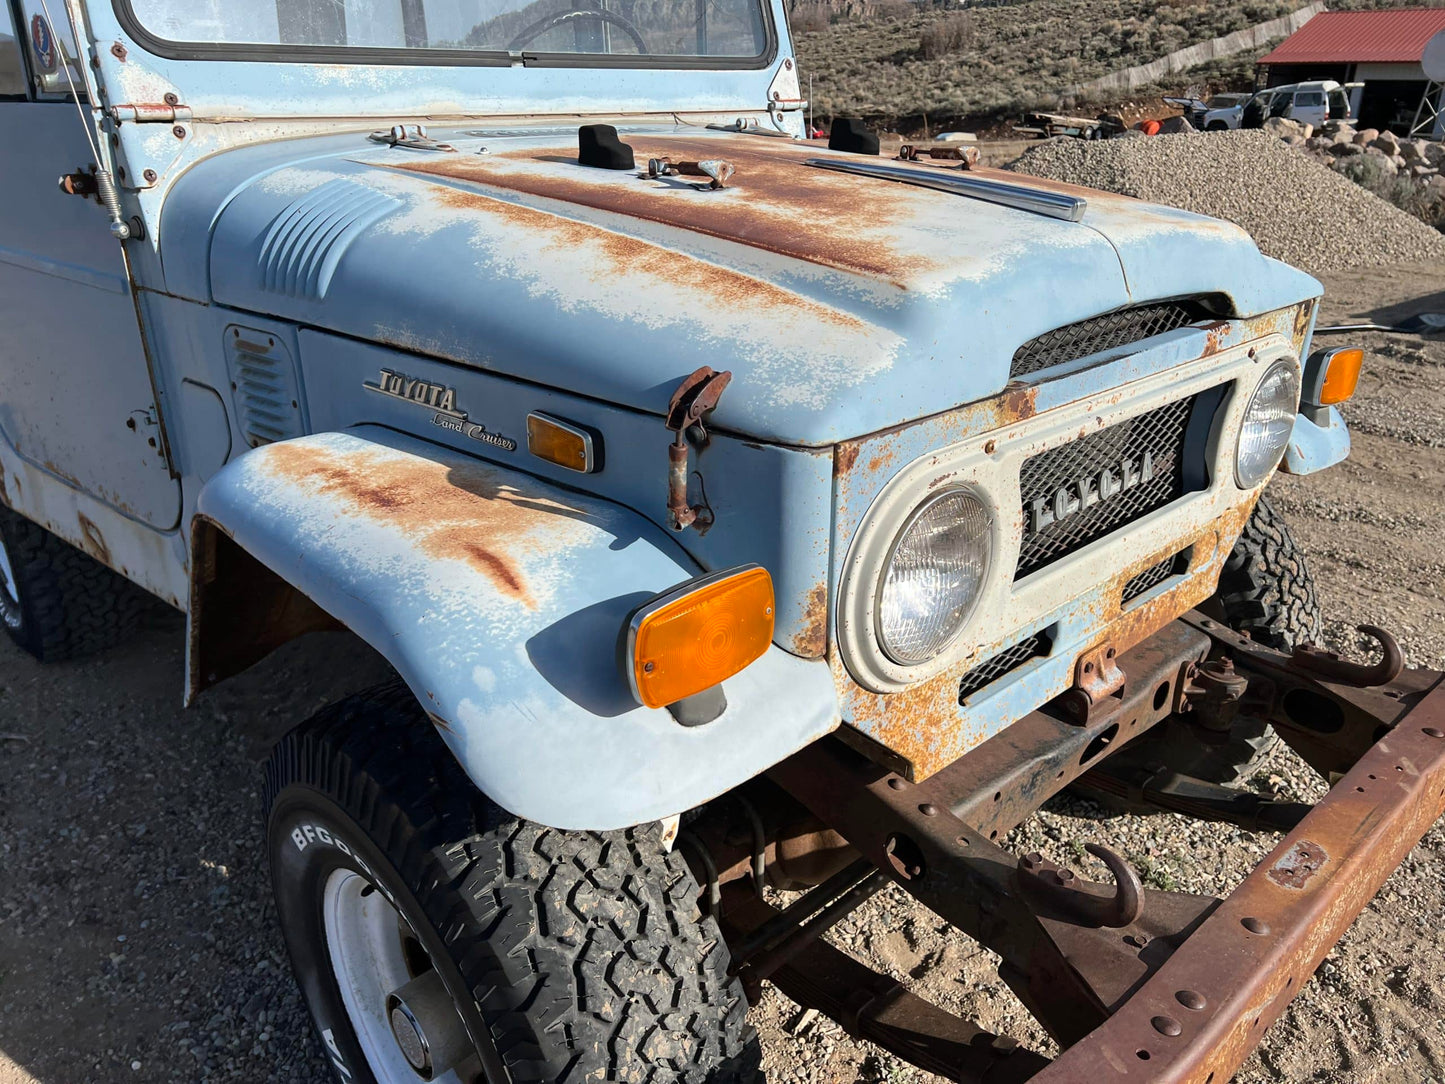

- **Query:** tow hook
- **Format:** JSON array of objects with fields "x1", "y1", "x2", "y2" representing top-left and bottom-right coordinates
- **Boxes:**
[
  {"x1": 663, "y1": 366, "x2": 731, "y2": 532},
  {"x1": 1290, "y1": 624, "x2": 1404, "y2": 687}
]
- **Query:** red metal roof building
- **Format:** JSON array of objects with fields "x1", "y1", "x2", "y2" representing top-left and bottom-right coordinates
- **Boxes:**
[
  {"x1": 1259, "y1": 8, "x2": 1445, "y2": 66},
  {"x1": 1256, "y1": 8, "x2": 1445, "y2": 134}
]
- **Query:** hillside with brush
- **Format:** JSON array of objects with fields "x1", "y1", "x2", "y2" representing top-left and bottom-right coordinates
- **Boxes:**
[{"x1": 792, "y1": 0, "x2": 1432, "y2": 125}]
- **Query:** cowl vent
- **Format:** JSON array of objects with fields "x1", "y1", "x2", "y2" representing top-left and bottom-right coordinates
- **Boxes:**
[{"x1": 258, "y1": 178, "x2": 399, "y2": 300}]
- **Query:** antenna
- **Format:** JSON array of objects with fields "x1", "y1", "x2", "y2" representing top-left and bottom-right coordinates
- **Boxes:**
[{"x1": 36, "y1": 0, "x2": 131, "y2": 240}]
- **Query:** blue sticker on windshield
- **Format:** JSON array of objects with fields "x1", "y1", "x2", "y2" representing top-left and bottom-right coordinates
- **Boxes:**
[{"x1": 31, "y1": 13, "x2": 56, "y2": 73}]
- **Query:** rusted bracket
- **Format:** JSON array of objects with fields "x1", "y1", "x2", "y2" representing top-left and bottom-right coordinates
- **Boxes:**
[
  {"x1": 1057, "y1": 641, "x2": 1126, "y2": 723},
  {"x1": 664, "y1": 367, "x2": 731, "y2": 532}
]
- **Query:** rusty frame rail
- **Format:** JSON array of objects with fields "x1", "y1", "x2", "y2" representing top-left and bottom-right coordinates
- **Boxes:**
[
  {"x1": 1034, "y1": 684, "x2": 1445, "y2": 1081},
  {"x1": 749, "y1": 618, "x2": 1445, "y2": 1082}
]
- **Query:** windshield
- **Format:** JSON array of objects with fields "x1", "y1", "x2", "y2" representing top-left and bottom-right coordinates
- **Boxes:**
[{"x1": 124, "y1": 0, "x2": 770, "y2": 60}]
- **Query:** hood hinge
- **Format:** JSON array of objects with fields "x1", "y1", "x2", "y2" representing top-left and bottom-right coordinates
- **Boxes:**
[{"x1": 110, "y1": 102, "x2": 192, "y2": 123}]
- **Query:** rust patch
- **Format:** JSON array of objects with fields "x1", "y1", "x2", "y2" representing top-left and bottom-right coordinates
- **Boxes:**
[
  {"x1": 427, "y1": 710, "x2": 454, "y2": 734},
  {"x1": 845, "y1": 668, "x2": 971, "y2": 781},
  {"x1": 76, "y1": 514, "x2": 111, "y2": 566},
  {"x1": 1268, "y1": 840, "x2": 1327, "y2": 889},
  {"x1": 258, "y1": 442, "x2": 579, "y2": 609},
  {"x1": 792, "y1": 583, "x2": 829, "y2": 658},
  {"x1": 997, "y1": 384, "x2": 1038, "y2": 426},
  {"x1": 426, "y1": 184, "x2": 867, "y2": 332},
  {"x1": 396, "y1": 137, "x2": 948, "y2": 284},
  {"x1": 834, "y1": 443, "x2": 860, "y2": 477},
  {"x1": 1200, "y1": 320, "x2": 1230, "y2": 358}
]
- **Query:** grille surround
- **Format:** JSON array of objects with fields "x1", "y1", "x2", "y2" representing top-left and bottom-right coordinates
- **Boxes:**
[
  {"x1": 1015, "y1": 396, "x2": 1202, "y2": 580},
  {"x1": 958, "y1": 632, "x2": 1050, "y2": 703},
  {"x1": 1011, "y1": 297, "x2": 1225, "y2": 380}
]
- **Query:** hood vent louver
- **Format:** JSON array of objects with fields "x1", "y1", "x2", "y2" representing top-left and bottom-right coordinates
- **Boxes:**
[
  {"x1": 258, "y1": 177, "x2": 400, "y2": 300},
  {"x1": 225, "y1": 327, "x2": 306, "y2": 448}
]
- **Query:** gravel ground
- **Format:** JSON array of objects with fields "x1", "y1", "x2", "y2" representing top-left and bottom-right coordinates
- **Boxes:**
[
  {"x1": 1007, "y1": 129, "x2": 1445, "y2": 275},
  {"x1": 3, "y1": 266, "x2": 1445, "y2": 1083}
]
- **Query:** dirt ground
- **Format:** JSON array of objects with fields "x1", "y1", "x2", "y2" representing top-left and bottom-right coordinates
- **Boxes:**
[{"x1": 2, "y1": 264, "x2": 1445, "y2": 1084}]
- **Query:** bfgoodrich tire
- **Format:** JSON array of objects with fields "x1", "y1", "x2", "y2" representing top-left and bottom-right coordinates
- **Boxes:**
[
  {"x1": 1127, "y1": 495, "x2": 1322, "y2": 785},
  {"x1": 264, "y1": 682, "x2": 761, "y2": 1084},
  {"x1": 0, "y1": 505, "x2": 154, "y2": 662}
]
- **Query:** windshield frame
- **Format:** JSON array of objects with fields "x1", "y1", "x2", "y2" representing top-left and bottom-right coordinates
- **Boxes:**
[{"x1": 112, "y1": 0, "x2": 778, "y2": 70}]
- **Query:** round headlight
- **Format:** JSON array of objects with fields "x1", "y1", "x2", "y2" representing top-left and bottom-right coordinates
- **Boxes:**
[
  {"x1": 877, "y1": 489, "x2": 992, "y2": 666},
  {"x1": 1236, "y1": 359, "x2": 1300, "y2": 488}
]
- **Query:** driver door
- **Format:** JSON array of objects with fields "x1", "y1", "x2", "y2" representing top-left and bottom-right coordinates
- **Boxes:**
[{"x1": 0, "y1": 0, "x2": 180, "y2": 529}]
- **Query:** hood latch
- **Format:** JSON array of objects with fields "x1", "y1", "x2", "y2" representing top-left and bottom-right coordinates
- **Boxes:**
[{"x1": 664, "y1": 367, "x2": 731, "y2": 532}]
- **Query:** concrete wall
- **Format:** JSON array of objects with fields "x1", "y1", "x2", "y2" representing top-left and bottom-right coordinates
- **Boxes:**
[{"x1": 1071, "y1": 2, "x2": 1326, "y2": 98}]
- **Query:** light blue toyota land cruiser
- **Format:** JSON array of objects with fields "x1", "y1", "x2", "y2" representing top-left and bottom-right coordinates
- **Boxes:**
[{"x1": 4, "y1": 0, "x2": 1445, "y2": 1080}]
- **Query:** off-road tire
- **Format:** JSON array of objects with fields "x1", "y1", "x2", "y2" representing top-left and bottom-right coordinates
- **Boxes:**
[
  {"x1": 0, "y1": 505, "x2": 154, "y2": 662},
  {"x1": 265, "y1": 682, "x2": 762, "y2": 1084},
  {"x1": 1207, "y1": 120, "x2": 1229, "y2": 132},
  {"x1": 1132, "y1": 495, "x2": 1322, "y2": 785}
]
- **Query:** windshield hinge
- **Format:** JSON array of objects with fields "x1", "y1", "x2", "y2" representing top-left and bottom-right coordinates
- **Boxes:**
[{"x1": 110, "y1": 102, "x2": 192, "y2": 124}]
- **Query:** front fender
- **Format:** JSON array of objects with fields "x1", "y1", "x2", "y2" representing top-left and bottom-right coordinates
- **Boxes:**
[{"x1": 191, "y1": 427, "x2": 839, "y2": 829}]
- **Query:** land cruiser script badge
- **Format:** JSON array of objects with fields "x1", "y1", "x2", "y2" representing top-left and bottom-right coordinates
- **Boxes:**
[
  {"x1": 364, "y1": 369, "x2": 517, "y2": 452},
  {"x1": 1026, "y1": 451, "x2": 1156, "y2": 534}
]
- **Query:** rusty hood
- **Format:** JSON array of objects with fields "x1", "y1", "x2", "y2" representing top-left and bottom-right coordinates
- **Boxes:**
[{"x1": 183, "y1": 127, "x2": 1319, "y2": 445}]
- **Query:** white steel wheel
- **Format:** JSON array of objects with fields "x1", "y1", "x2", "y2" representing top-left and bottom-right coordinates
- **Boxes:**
[
  {"x1": 321, "y1": 869, "x2": 475, "y2": 1083},
  {"x1": 0, "y1": 532, "x2": 20, "y2": 628}
]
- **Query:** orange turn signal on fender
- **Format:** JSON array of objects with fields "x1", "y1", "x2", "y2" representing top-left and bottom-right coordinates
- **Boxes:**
[
  {"x1": 1319, "y1": 347, "x2": 1364, "y2": 405},
  {"x1": 1303, "y1": 345, "x2": 1365, "y2": 408},
  {"x1": 627, "y1": 565, "x2": 774, "y2": 709}
]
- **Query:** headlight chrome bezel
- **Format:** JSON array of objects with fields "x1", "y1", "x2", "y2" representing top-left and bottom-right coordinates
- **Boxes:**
[{"x1": 874, "y1": 486, "x2": 994, "y2": 667}]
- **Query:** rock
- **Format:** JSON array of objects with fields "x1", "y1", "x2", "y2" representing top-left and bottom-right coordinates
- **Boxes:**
[
  {"x1": 1377, "y1": 155, "x2": 1399, "y2": 177},
  {"x1": 1392, "y1": 154, "x2": 1409, "y2": 171},
  {"x1": 1007, "y1": 128, "x2": 1445, "y2": 274},
  {"x1": 1306, "y1": 135, "x2": 1334, "y2": 153},
  {"x1": 1321, "y1": 119, "x2": 1354, "y2": 137},
  {"x1": 1413, "y1": 163, "x2": 1436, "y2": 178},
  {"x1": 1354, "y1": 127, "x2": 1381, "y2": 145},
  {"x1": 1156, "y1": 115, "x2": 1196, "y2": 136},
  {"x1": 1400, "y1": 139, "x2": 1428, "y2": 164},
  {"x1": 1427, "y1": 174, "x2": 1445, "y2": 191},
  {"x1": 1264, "y1": 117, "x2": 1305, "y2": 139},
  {"x1": 1426, "y1": 142, "x2": 1445, "y2": 166},
  {"x1": 1363, "y1": 144, "x2": 1387, "y2": 158},
  {"x1": 1330, "y1": 142, "x2": 1365, "y2": 157}
]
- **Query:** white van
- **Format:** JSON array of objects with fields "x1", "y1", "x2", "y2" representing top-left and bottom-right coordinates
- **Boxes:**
[{"x1": 1203, "y1": 80, "x2": 1355, "y2": 131}]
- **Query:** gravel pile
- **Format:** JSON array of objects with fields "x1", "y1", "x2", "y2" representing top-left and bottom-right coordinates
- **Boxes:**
[{"x1": 1006, "y1": 129, "x2": 1445, "y2": 275}]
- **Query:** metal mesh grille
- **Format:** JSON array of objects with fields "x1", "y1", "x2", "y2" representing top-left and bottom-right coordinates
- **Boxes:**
[
  {"x1": 958, "y1": 633, "x2": 1050, "y2": 704},
  {"x1": 1016, "y1": 396, "x2": 1198, "y2": 580},
  {"x1": 1121, "y1": 548, "x2": 1191, "y2": 605},
  {"x1": 1011, "y1": 299, "x2": 1221, "y2": 380}
]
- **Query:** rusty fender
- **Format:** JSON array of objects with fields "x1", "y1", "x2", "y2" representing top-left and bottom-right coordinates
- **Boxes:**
[{"x1": 190, "y1": 427, "x2": 840, "y2": 830}]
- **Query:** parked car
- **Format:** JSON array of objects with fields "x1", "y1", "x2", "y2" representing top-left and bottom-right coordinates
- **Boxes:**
[
  {"x1": 3, "y1": 1, "x2": 1443, "y2": 1082},
  {"x1": 1203, "y1": 79, "x2": 1356, "y2": 130},
  {"x1": 1164, "y1": 91, "x2": 1250, "y2": 129}
]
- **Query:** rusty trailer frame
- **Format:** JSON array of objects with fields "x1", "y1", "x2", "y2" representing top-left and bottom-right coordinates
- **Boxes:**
[{"x1": 692, "y1": 613, "x2": 1445, "y2": 1082}]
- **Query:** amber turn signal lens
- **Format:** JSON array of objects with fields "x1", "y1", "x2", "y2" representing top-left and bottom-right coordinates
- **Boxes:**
[
  {"x1": 1319, "y1": 347, "x2": 1363, "y2": 405},
  {"x1": 628, "y1": 566, "x2": 774, "y2": 709},
  {"x1": 526, "y1": 412, "x2": 595, "y2": 473}
]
